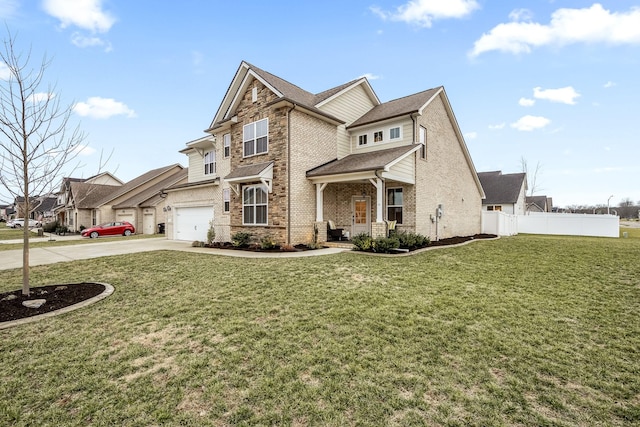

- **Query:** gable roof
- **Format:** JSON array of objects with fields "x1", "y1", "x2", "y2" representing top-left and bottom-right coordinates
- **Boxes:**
[
  {"x1": 477, "y1": 171, "x2": 527, "y2": 204},
  {"x1": 207, "y1": 61, "x2": 384, "y2": 132},
  {"x1": 94, "y1": 164, "x2": 184, "y2": 207},
  {"x1": 307, "y1": 145, "x2": 420, "y2": 178},
  {"x1": 70, "y1": 182, "x2": 121, "y2": 209},
  {"x1": 348, "y1": 87, "x2": 442, "y2": 129},
  {"x1": 113, "y1": 168, "x2": 188, "y2": 209}
]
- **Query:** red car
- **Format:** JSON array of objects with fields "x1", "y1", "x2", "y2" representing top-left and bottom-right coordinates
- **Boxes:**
[{"x1": 81, "y1": 221, "x2": 135, "y2": 238}]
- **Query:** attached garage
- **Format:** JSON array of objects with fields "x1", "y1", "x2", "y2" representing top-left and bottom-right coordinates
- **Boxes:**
[{"x1": 174, "y1": 206, "x2": 213, "y2": 241}]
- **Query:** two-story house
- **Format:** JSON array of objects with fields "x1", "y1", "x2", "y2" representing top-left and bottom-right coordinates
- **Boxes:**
[{"x1": 164, "y1": 61, "x2": 485, "y2": 244}]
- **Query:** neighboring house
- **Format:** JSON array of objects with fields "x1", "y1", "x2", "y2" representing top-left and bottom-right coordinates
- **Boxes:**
[
  {"x1": 31, "y1": 195, "x2": 58, "y2": 223},
  {"x1": 0, "y1": 204, "x2": 15, "y2": 221},
  {"x1": 526, "y1": 195, "x2": 553, "y2": 213},
  {"x1": 164, "y1": 61, "x2": 485, "y2": 244},
  {"x1": 55, "y1": 173, "x2": 124, "y2": 230},
  {"x1": 477, "y1": 171, "x2": 528, "y2": 215},
  {"x1": 57, "y1": 165, "x2": 185, "y2": 233}
]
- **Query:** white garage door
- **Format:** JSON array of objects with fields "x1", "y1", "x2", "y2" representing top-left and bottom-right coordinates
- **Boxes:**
[{"x1": 174, "y1": 206, "x2": 213, "y2": 241}]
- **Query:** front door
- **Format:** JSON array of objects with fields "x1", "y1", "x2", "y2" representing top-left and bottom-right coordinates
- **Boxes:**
[{"x1": 352, "y1": 196, "x2": 371, "y2": 236}]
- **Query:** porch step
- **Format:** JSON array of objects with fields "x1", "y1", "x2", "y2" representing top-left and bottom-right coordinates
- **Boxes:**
[{"x1": 323, "y1": 241, "x2": 354, "y2": 249}]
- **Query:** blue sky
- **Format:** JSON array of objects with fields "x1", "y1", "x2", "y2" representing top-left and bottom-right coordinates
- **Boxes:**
[{"x1": 1, "y1": 0, "x2": 639, "y2": 208}]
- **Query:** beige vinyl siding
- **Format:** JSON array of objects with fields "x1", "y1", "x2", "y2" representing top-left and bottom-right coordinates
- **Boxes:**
[
  {"x1": 187, "y1": 150, "x2": 207, "y2": 182},
  {"x1": 385, "y1": 155, "x2": 415, "y2": 184},
  {"x1": 350, "y1": 119, "x2": 414, "y2": 153},
  {"x1": 318, "y1": 85, "x2": 376, "y2": 159}
]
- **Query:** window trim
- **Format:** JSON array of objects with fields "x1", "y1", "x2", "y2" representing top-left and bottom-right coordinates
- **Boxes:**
[
  {"x1": 390, "y1": 126, "x2": 401, "y2": 140},
  {"x1": 223, "y1": 188, "x2": 230, "y2": 213},
  {"x1": 204, "y1": 150, "x2": 216, "y2": 175},
  {"x1": 387, "y1": 187, "x2": 403, "y2": 225},
  {"x1": 419, "y1": 126, "x2": 427, "y2": 160},
  {"x1": 374, "y1": 131, "x2": 383, "y2": 142},
  {"x1": 358, "y1": 134, "x2": 368, "y2": 146},
  {"x1": 243, "y1": 118, "x2": 269, "y2": 158},
  {"x1": 242, "y1": 184, "x2": 268, "y2": 226},
  {"x1": 223, "y1": 133, "x2": 231, "y2": 159}
]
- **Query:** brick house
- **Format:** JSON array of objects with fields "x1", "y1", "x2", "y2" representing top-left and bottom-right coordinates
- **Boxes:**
[{"x1": 164, "y1": 61, "x2": 485, "y2": 244}]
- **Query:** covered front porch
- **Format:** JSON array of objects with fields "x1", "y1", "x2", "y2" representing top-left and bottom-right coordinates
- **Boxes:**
[{"x1": 306, "y1": 144, "x2": 420, "y2": 242}]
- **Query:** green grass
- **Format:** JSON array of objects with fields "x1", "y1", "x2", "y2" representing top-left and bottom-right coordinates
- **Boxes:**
[
  {"x1": 0, "y1": 232, "x2": 159, "y2": 251},
  {"x1": 1, "y1": 234, "x2": 639, "y2": 426}
]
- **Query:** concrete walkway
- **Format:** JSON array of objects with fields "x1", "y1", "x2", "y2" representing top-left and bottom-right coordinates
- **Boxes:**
[{"x1": 0, "y1": 237, "x2": 347, "y2": 270}]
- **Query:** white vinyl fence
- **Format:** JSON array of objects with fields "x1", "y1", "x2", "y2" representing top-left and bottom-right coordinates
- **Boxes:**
[
  {"x1": 482, "y1": 211, "x2": 518, "y2": 236},
  {"x1": 482, "y1": 211, "x2": 620, "y2": 238}
]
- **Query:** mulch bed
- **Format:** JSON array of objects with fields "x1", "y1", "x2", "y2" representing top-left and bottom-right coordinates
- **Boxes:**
[
  {"x1": 0, "y1": 282, "x2": 105, "y2": 323},
  {"x1": 428, "y1": 233, "x2": 497, "y2": 247}
]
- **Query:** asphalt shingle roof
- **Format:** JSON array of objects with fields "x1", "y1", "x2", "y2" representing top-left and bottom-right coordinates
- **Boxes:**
[
  {"x1": 307, "y1": 145, "x2": 419, "y2": 177},
  {"x1": 477, "y1": 171, "x2": 527, "y2": 204}
]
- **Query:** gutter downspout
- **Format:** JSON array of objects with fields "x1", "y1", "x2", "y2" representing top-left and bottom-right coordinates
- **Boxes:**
[{"x1": 286, "y1": 104, "x2": 296, "y2": 245}]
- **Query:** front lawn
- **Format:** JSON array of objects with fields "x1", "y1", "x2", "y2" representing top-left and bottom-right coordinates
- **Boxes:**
[{"x1": 0, "y1": 234, "x2": 638, "y2": 426}]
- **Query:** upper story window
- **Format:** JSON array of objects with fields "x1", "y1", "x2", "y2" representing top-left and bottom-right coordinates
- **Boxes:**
[
  {"x1": 242, "y1": 184, "x2": 268, "y2": 225},
  {"x1": 374, "y1": 131, "x2": 383, "y2": 142},
  {"x1": 390, "y1": 127, "x2": 401, "y2": 140},
  {"x1": 419, "y1": 126, "x2": 427, "y2": 159},
  {"x1": 223, "y1": 133, "x2": 231, "y2": 158},
  {"x1": 243, "y1": 118, "x2": 268, "y2": 157},
  {"x1": 358, "y1": 134, "x2": 367, "y2": 146},
  {"x1": 204, "y1": 150, "x2": 216, "y2": 175}
]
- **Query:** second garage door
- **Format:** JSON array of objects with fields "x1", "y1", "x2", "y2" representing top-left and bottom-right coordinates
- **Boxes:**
[{"x1": 174, "y1": 206, "x2": 213, "y2": 242}]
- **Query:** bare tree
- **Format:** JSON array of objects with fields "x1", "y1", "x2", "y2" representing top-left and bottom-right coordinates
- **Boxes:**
[
  {"x1": 520, "y1": 156, "x2": 543, "y2": 197},
  {"x1": 0, "y1": 31, "x2": 85, "y2": 296}
]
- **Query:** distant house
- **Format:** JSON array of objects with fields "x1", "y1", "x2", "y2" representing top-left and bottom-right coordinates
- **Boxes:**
[
  {"x1": 164, "y1": 61, "x2": 485, "y2": 243},
  {"x1": 56, "y1": 165, "x2": 185, "y2": 233},
  {"x1": 0, "y1": 204, "x2": 15, "y2": 221},
  {"x1": 477, "y1": 171, "x2": 528, "y2": 215},
  {"x1": 526, "y1": 196, "x2": 553, "y2": 213}
]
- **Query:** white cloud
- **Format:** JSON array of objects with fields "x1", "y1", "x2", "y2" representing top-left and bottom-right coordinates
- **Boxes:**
[
  {"x1": 371, "y1": 0, "x2": 479, "y2": 28},
  {"x1": 464, "y1": 131, "x2": 477, "y2": 140},
  {"x1": 488, "y1": 123, "x2": 505, "y2": 130},
  {"x1": 0, "y1": 62, "x2": 11, "y2": 80},
  {"x1": 73, "y1": 144, "x2": 96, "y2": 156},
  {"x1": 604, "y1": 81, "x2": 616, "y2": 88},
  {"x1": 73, "y1": 97, "x2": 136, "y2": 119},
  {"x1": 470, "y1": 4, "x2": 640, "y2": 57},
  {"x1": 510, "y1": 115, "x2": 551, "y2": 131},
  {"x1": 27, "y1": 92, "x2": 55, "y2": 103},
  {"x1": 71, "y1": 32, "x2": 112, "y2": 52},
  {"x1": 533, "y1": 86, "x2": 580, "y2": 105},
  {"x1": 519, "y1": 97, "x2": 535, "y2": 107},
  {"x1": 509, "y1": 8, "x2": 533, "y2": 22},
  {"x1": 42, "y1": 0, "x2": 116, "y2": 33},
  {"x1": 358, "y1": 73, "x2": 381, "y2": 81}
]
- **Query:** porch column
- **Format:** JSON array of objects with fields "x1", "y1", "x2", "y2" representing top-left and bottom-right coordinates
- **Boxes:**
[
  {"x1": 369, "y1": 177, "x2": 383, "y2": 223},
  {"x1": 315, "y1": 183, "x2": 327, "y2": 222}
]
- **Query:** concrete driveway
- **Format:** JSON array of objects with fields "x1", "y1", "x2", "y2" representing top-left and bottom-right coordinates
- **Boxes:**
[{"x1": 0, "y1": 237, "x2": 345, "y2": 270}]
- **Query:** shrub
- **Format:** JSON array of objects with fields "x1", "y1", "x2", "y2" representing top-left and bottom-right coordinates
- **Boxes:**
[
  {"x1": 351, "y1": 233, "x2": 373, "y2": 251},
  {"x1": 191, "y1": 241, "x2": 205, "y2": 247},
  {"x1": 306, "y1": 241, "x2": 324, "y2": 250},
  {"x1": 371, "y1": 236, "x2": 400, "y2": 253},
  {"x1": 207, "y1": 220, "x2": 215, "y2": 245},
  {"x1": 397, "y1": 231, "x2": 430, "y2": 250},
  {"x1": 43, "y1": 221, "x2": 59, "y2": 233},
  {"x1": 79, "y1": 225, "x2": 86, "y2": 232},
  {"x1": 260, "y1": 234, "x2": 278, "y2": 250},
  {"x1": 231, "y1": 231, "x2": 252, "y2": 248}
]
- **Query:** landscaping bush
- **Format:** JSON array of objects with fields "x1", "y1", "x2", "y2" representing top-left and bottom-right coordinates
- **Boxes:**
[
  {"x1": 191, "y1": 241, "x2": 205, "y2": 247},
  {"x1": 397, "y1": 230, "x2": 430, "y2": 250},
  {"x1": 351, "y1": 233, "x2": 373, "y2": 251},
  {"x1": 231, "y1": 232, "x2": 252, "y2": 248},
  {"x1": 371, "y1": 236, "x2": 400, "y2": 253},
  {"x1": 42, "y1": 221, "x2": 59, "y2": 233},
  {"x1": 260, "y1": 234, "x2": 278, "y2": 250}
]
